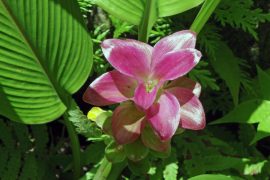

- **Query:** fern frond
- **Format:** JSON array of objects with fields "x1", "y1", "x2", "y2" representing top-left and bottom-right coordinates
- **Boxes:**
[
  {"x1": 78, "y1": 0, "x2": 93, "y2": 17},
  {"x1": 91, "y1": 24, "x2": 111, "y2": 75},
  {"x1": 31, "y1": 125, "x2": 49, "y2": 156},
  {"x1": 20, "y1": 154, "x2": 38, "y2": 180},
  {"x1": 0, "y1": 147, "x2": 8, "y2": 175},
  {"x1": 110, "y1": 15, "x2": 134, "y2": 38},
  {"x1": 189, "y1": 61, "x2": 220, "y2": 91},
  {"x1": 2, "y1": 151, "x2": 21, "y2": 180},
  {"x1": 215, "y1": 0, "x2": 270, "y2": 40},
  {"x1": 68, "y1": 106, "x2": 103, "y2": 138},
  {"x1": 0, "y1": 118, "x2": 55, "y2": 179},
  {"x1": 150, "y1": 18, "x2": 172, "y2": 44},
  {"x1": 163, "y1": 149, "x2": 178, "y2": 180},
  {"x1": 13, "y1": 123, "x2": 31, "y2": 152},
  {"x1": 198, "y1": 25, "x2": 222, "y2": 60},
  {"x1": 0, "y1": 120, "x2": 15, "y2": 150}
]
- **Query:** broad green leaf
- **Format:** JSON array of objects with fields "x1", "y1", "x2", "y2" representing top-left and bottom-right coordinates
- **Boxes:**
[
  {"x1": 0, "y1": 0, "x2": 93, "y2": 124},
  {"x1": 188, "y1": 174, "x2": 241, "y2": 180},
  {"x1": 158, "y1": 0, "x2": 204, "y2": 17},
  {"x1": 257, "y1": 66, "x2": 270, "y2": 100},
  {"x1": 93, "y1": 0, "x2": 143, "y2": 25},
  {"x1": 93, "y1": 0, "x2": 204, "y2": 25},
  {"x1": 211, "y1": 99, "x2": 270, "y2": 124},
  {"x1": 210, "y1": 43, "x2": 241, "y2": 105},
  {"x1": 251, "y1": 117, "x2": 270, "y2": 144}
]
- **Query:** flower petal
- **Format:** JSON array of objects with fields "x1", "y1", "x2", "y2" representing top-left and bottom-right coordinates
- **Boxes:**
[
  {"x1": 134, "y1": 83, "x2": 158, "y2": 110},
  {"x1": 152, "y1": 30, "x2": 196, "y2": 63},
  {"x1": 167, "y1": 87, "x2": 205, "y2": 130},
  {"x1": 101, "y1": 39, "x2": 153, "y2": 80},
  {"x1": 165, "y1": 77, "x2": 201, "y2": 97},
  {"x1": 146, "y1": 92, "x2": 181, "y2": 140},
  {"x1": 152, "y1": 48, "x2": 201, "y2": 81},
  {"x1": 83, "y1": 70, "x2": 137, "y2": 106},
  {"x1": 112, "y1": 102, "x2": 145, "y2": 144}
]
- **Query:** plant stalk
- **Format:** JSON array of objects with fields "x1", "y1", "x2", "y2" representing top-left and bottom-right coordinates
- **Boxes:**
[
  {"x1": 93, "y1": 158, "x2": 112, "y2": 180},
  {"x1": 63, "y1": 99, "x2": 81, "y2": 179},
  {"x1": 107, "y1": 161, "x2": 127, "y2": 180},
  {"x1": 138, "y1": 0, "x2": 157, "y2": 42},
  {"x1": 190, "y1": 0, "x2": 221, "y2": 34}
]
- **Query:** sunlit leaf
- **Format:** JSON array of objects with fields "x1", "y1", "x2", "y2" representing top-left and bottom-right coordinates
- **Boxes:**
[
  {"x1": 211, "y1": 99, "x2": 270, "y2": 124},
  {"x1": 158, "y1": 0, "x2": 204, "y2": 17},
  {"x1": 93, "y1": 0, "x2": 204, "y2": 25},
  {"x1": 251, "y1": 118, "x2": 270, "y2": 144}
]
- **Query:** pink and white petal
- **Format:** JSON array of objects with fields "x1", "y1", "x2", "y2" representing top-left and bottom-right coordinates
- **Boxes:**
[
  {"x1": 167, "y1": 87, "x2": 205, "y2": 130},
  {"x1": 152, "y1": 30, "x2": 197, "y2": 63},
  {"x1": 101, "y1": 39, "x2": 153, "y2": 80},
  {"x1": 134, "y1": 83, "x2": 158, "y2": 110},
  {"x1": 83, "y1": 70, "x2": 137, "y2": 106},
  {"x1": 152, "y1": 49, "x2": 201, "y2": 81},
  {"x1": 165, "y1": 77, "x2": 201, "y2": 97},
  {"x1": 146, "y1": 92, "x2": 181, "y2": 140},
  {"x1": 112, "y1": 102, "x2": 145, "y2": 145}
]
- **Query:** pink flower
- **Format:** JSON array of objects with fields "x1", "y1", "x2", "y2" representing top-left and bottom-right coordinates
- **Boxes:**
[{"x1": 83, "y1": 30, "x2": 205, "y2": 146}]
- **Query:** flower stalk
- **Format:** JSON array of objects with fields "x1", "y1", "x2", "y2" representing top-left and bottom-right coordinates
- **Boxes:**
[
  {"x1": 138, "y1": 0, "x2": 157, "y2": 42},
  {"x1": 190, "y1": 0, "x2": 221, "y2": 34},
  {"x1": 93, "y1": 158, "x2": 112, "y2": 180},
  {"x1": 63, "y1": 98, "x2": 82, "y2": 179}
]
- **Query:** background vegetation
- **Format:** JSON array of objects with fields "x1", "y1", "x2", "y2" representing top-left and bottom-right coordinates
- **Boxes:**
[{"x1": 0, "y1": 0, "x2": 270, "y2": 179}]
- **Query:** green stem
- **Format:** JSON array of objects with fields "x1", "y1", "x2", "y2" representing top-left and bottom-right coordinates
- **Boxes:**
[
  {"x1": 63, "y1": 99, "x2": 81, "y2": 179},
  {"x1": 138, "y1": 0, "x2": 157, "y2": 42},
  {"x1": 93, "y1": 158, "x2": 112, "y2": 180},
  {"x1": 190, "y1": 0, "x2": 221, "y2": 34},
  {"x1": 107, "y1": 161, "x2": 127, "y2": 180}
]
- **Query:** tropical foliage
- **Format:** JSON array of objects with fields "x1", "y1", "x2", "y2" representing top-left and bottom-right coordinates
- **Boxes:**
[{"x1": 0, "y1": 0, "x2": 270, "y2": 179}]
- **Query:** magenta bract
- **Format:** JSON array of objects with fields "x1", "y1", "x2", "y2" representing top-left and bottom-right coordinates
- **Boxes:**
[{"x1": 83, "y1": 30, "x2": 206, "y2": 147}]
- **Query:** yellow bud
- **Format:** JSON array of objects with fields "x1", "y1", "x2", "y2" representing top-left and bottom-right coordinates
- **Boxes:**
[{"x1": 87, "y1": 107, "x2": 105, "y2": 121}]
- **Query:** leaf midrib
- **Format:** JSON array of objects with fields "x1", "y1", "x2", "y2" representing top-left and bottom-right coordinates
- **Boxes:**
[{"x1": 1, "y1": 0, "x2": 66, "y2": 106}]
